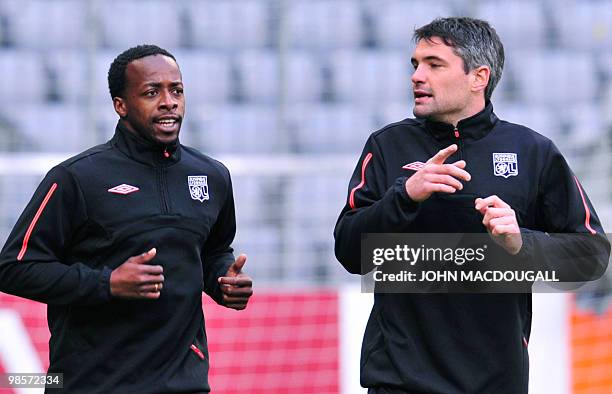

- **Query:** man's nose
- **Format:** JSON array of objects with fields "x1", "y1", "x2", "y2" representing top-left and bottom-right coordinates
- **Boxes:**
[
  {"x1": 159, "y1": 90, "x2": 178, "y2": 110},
  {"x1": 411, "y1": 64, "x2": 426, "y2": 84}
]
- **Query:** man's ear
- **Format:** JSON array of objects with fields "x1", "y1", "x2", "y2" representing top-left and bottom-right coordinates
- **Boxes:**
[
  {"x1": 113, "y1": 97, "x2": 127, "y2": 118},
  {"x1": 471, "y1": 66, "x2": 490, "y2": 95}
]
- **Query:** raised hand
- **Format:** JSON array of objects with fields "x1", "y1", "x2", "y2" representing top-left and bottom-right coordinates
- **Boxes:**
[
  {"x1": 475, "y1": 195, "x2": 523, "y2": 255},
  {"x1": 405, "y1": 144, "x2": 471, "y2": 202},
  {"x1": 218, "y1": 254, "x2": 253, "y2": 310}
]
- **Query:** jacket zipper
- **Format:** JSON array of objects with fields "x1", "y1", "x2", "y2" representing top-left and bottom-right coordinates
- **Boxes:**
[
  {"x1": 454, "y1": 127, "x2": 464, "y2": 161},
  {"x1": 157, "y1": 150, "x2": 171, "y2": 214}
]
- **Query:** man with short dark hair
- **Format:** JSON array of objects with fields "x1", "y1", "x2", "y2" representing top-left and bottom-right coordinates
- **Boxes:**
[
  {"x1": 0, "y1": 44, "x2": 253, "y2": 392},
  {"x1": 334, "y1": 17, "x2": 609, "y2": 393}
]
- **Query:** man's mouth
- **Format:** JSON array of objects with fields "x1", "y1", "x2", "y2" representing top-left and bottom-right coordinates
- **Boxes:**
[
  {"x1": 413, "y1": 90, "x2": 433, "y2": 104},
  {"x1": 413, "y1": 90, "x2": 433, "y2": 99},
  {"x1": 154, "y1": 116, "x2": 181, "y2": 130}
]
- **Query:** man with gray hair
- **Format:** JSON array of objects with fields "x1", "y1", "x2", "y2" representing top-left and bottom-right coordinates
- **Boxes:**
[{"x1": 334, "y1": 17, "x2": 609, "y2": 393}]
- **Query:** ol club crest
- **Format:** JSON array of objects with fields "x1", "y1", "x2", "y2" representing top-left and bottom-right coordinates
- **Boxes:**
[
  {"x1": 492, "y1": 153, "x2": 518, "y2": 178},
  {"x1": 188, "y1": 176, "x2": 209, "y2": 202}
]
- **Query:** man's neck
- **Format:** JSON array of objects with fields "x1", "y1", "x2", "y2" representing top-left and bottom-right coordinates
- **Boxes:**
[{"x1": 433, "y1": 99, "x2": 486, "y2": 127}]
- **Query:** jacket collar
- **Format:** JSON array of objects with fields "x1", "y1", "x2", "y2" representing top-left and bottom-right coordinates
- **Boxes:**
[
  {"x1": 424, "y1": 101, "x2": 498, "y2": 141},
  {"x1": 111, "y1": 121, "x2": 181, "y2": 166}
]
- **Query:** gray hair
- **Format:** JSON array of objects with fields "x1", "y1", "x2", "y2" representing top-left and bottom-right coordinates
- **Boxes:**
[{"x1": 414, "y1": 17, "x2": 504, "y2": 101}]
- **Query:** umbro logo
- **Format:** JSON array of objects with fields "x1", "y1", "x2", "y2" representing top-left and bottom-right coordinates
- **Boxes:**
[
  {"x1": 108, "y1": 184, "x2": 140, "y2": 195},
  {"x1": 402, "y1": 161, "x2": 426, "y2": 171}
]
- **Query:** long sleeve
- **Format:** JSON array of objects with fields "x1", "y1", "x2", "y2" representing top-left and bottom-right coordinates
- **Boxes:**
[
  {"x1": 0, "y1": 165, "x2": 112, "y2": 306},
  {"x1": 519, "y1": 141, "x2": 610, "y2": 282},
  {"x1": 334, "y1": 135, "x2": 421, "y2": 274},
  {"x1": 201, "y1": 168, "x2": 236, "y2": 304}
]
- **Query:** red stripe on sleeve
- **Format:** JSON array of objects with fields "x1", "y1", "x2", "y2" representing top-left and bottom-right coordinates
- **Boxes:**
[
  {"x1": 17, "y1": 182, "x2": 58, "y2": 261},
  {"x1": 573, "y1": 176, "x2": 596, "y2": 235},
  {"x1": 349, "y1": 152, "x2": 373, "y2": 210}
]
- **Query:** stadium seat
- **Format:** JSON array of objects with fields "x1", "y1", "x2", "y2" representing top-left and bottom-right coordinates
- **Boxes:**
[
  {"x1": 367, "y1": 0, "x2": 453, "y2": 49},
  {"x1": 98, "y1": 0, "x2": 182, "y2": 50},
  {"x1": 509, "y1": 50, "x2": 597, "y2": 106},
  {"x1": 554, "y1": 1, "x2": 612, "y2": 50},
  {"x1": 286, "y1": 0, "x2": 363, "y2": 49},
  {"x1": 475, "y1": 0, "x2": 547, "y2": 49},
  {"x1": 191, "y1": 104, "x2": 280, "y2": 154},
  {"x1": 0, "y1": 50, "x2": 46, "y2": 103},
  {"x1": 232, "y1": 225, "x2": 282, "y2": 281},
  {"x1": 187, "y1": 0, "x2": 270, "y2": 49},
  {"x1": 92, "y1": 51, "x2": 118, "y2": 104},
  {"x1": 232, "y1": 176, "x2": 268, "y2": 224},
  {"x1": 374, "y1": 101, "x2": 413, "y2": 128},
  {"x1": 330, "y1": 50, "x2": 411, "y2": 104},
  {"x1": 234, "y1": 50, "x2": 323, "y2": 103},
  {"x1": 597, "y1": 52, "x2": 612, "y2": 124},
  {"x1": 173, "y1": 51, "x2": 232, "y2": 104},
  {"x1": 600, "y1": 52, "x2": 612, "y2": 82},
  {"x1": 93, "y1": 106, "x2": 121, "y2": 142},
  {"x1": 6, "y1": 104, "x2": 93, "y2": 152},
  {"x1": 285, "y1": 175, "x2": 353, "y2": 282},
  {"x1": 0, "y1": 174, "x2": 42, "y2": 236},
  {"x1": 493, "y1": 101, "x2": 562, "y2": 141},
  {"x1": 8, "y1": 0, "x2": 89, "y2": 48},
  {"x1": 562, "y1": 103, "x2": 606, "y2": 153},
  {"x1": 488, "y1": 54, "x2": 517, "y2": 103},
  {"x1": 46, "y1": 51, "x2": 89, "y2": 104},
  {"x1": 231, "y1": 176, "x2": 282, "y2": 280},
  {"x1": 288, "y1": 104, "x2": 378, "y2": 154}
]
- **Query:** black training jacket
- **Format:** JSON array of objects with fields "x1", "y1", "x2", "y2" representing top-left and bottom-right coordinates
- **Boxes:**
[
  {"x1": 0, "y1": 123, "x2": 237, "y2": 393},
  {"x1": 334, "y1": 102, "x2": 610, "y2": 393}
]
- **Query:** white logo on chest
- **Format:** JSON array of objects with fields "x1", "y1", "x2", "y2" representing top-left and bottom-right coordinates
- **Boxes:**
[
  {"x1": 108, "y1": 184, "x2": 139, "y2": 195},
  {"x1": 188, "y1": 176, "x2": 209, "y2": 202},
  {"x1": 492, "y1": 153, "x2": 518, "y2": 178},
  {"x1": 402, "y1": 161, "x2": 426, "y2": 171}
]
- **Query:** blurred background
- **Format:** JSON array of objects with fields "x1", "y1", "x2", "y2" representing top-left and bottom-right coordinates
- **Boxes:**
[{"x1": 0, "y1": 0, "x2": 610, "y2": 393}]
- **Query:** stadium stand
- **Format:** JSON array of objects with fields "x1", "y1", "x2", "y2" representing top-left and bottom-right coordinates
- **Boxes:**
[
  {"x1": 289, "y1": 103, "x2": 377, "y2": 153},
  {"x1": 367, "y1": 0, "x2": 454, "y2": 49},
  {"x1": 98, "y1": 0, "x2": 183, "y2": 49},
  {"x1": 330, "y1": 50, "x2": 411, "y2": 104},
  {"x1": 8, "y1": 0, "x2": 88, "y2": 49},
  {"x1": 0, "y1": 50, "x2": 46, "y2": 103},
  {"x1": 474, "y1": 0, "x2": 548, "y2": 50},
  {"x1": 285, "y1": 0, "x2": 363, "y2": 49},
  {"x1": 554, "y1": 0, "x2": 612, "y2": 50},
  {"x1": 188, "y1": 0, "x2": 271, "y2": 49},
  {"x1": 509, "y1": 50, "x2": 598, "y2": 106}
]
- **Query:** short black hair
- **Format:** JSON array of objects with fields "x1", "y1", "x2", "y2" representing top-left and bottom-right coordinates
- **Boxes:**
[
  {"x1": 107, "y1": 44, "x2": 177, "y2": 99},
  {"x1": 414, "y1": 17, "x2": 504, "y2": 101}
]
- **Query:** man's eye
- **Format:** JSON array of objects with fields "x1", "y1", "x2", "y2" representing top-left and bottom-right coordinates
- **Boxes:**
[
  {"x1": 431, "y1": 64, "x2": 442, "y2": 68},
  {"x1": 145, "y1": 90, "x2": 157, "y2": 97},
  {"x1": 173, "y1": 88, "x2": 184, "y2": 95}
]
